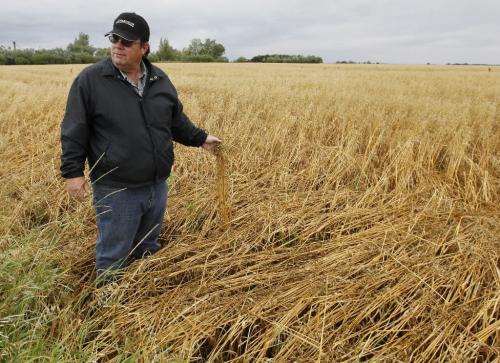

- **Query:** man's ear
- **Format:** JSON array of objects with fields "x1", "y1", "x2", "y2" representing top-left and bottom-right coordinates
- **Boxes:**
[{"x1": 142, "y1": 41, "x2": 150, "y2": 55}]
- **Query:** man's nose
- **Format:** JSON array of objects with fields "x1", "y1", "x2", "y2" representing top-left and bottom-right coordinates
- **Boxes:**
[{"x1": 113, "y1": 39, "x2": 125, "y2": 49}]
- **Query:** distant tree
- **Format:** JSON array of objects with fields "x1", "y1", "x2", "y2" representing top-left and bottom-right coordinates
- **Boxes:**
[
  {"x1": 202, "y1": 38, "x2": 225, "y2": 59},
  {"x1": 183, "y1": 38, "x2": 225, "y2": 60},
  {"x1": 156, "y1": 38, "x2": 178, "y2": 61},
  {"x1": 32, "y1": 48, "x2": 67, "y2": 64},
  {"x1": 67, "y1": 33, "x2": 95, "y2": 55},
  {"x1": 148, "y1": 52, "x2": 160, "y2": 62},
  {"x1": 14, "y1": 54, "x2": 31, "y2": 65},
  {"x1": 184, "y1": 38, "x2": 203, "y2": 56},
  {"x1": 94, "y1": 48, "x2": 109, "y2": 58},
  {"x1": 250, "y1": 55, "x2": 265, "y2": 62},
  {"x1": 234, "y1": 56, "x2": 248, "y2": 63},
  {"x1": 0, "y1": 47, "x2": 7, "y2": 65},
  {"x1": 250, "y1": 54, "x2": 322, "y2": 63}
]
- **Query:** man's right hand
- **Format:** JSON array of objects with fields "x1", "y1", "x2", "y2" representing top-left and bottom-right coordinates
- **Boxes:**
[{"x1": 65, "y1": 176, "x2": 90, "y2": 201}]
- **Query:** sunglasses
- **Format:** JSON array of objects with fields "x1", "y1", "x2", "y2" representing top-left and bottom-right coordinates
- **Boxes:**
[{"x1": 108, "y1": 34, "x2": 139, "y2": 47}]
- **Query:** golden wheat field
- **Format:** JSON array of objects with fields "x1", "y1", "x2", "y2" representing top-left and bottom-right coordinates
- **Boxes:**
[{"x1": 0, "y1": 63, "x2": 499, "y2": 362}]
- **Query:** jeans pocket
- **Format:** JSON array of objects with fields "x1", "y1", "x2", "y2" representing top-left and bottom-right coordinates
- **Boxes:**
[{"x1": 92, "y1": 184, "x2": 124, "y2": 206}]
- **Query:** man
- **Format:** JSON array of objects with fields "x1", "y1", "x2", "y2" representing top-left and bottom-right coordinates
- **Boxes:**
[{"x1": 60, "y1": 12, "x2": 221, "y2": 286}]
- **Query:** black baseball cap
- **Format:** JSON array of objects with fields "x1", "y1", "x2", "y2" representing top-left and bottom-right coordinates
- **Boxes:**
[{"x1": 105, "y1": 12, "x2": 150, "y2": 42}]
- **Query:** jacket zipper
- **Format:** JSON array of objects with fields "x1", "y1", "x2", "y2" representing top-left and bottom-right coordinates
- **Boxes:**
[
  {"x1": 138, "y1": 98, "x2": 159, "y2": 182},
  {"x1": 118, "y1": 74, "x2": 162, "y2": 182}
]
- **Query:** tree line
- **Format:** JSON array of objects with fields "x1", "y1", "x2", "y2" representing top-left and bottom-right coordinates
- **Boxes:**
[
  {"x1": 235, "y1": 54, "x2": 322, "y2": 63},
  {"x1": 154, "y1": 37, "x2": 227, "y2": 62},
  {"x1": 0, "y1": 33, "x2": 323, "y2": 65},
  {"x1": 1, "y1": 33, "x2": 109, "y2": 65}
]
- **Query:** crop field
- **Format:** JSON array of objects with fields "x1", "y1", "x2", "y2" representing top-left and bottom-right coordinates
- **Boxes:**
[{"x1": 0, "y1": 63, "x2": 499, "y2": 362}]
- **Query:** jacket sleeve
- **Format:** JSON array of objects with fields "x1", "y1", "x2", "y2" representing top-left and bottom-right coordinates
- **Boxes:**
[
  {"x1": 171, "y1": 97, "x2": 208, "y2": 147},
  {"x1": 60, "y1": 74, "x2": 91, "y2": 179}
]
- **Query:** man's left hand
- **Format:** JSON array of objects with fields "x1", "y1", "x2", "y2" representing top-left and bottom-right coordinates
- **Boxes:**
[{"x1": 201, "y1": 134, "x2": 222, "y2": 154}]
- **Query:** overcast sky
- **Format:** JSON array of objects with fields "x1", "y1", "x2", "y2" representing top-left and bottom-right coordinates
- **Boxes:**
[{"x1": 3, "y1": 0, "x2": 499, "y2": 64}]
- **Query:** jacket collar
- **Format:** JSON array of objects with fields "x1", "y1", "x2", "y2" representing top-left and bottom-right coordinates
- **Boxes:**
[{"x1": 101, "y1": 57, "x2": 164, "y2": 80}]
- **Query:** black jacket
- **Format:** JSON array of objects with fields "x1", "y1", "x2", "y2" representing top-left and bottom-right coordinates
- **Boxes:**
[{"x1": 60, "y1": 57, "x2": 207, "y2": 188}]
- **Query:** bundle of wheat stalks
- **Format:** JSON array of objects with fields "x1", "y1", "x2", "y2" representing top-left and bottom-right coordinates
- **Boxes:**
[{"x1": 0, "y1": 63, "x2": 498, "y2": 362}]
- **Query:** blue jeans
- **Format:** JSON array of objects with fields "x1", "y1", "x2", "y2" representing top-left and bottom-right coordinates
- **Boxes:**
[{"x1": 92, "y1": 182, "x2": 168, "y2": 286}]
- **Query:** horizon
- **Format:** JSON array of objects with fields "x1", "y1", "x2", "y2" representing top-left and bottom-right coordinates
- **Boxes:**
[{"x1": 1, "y1": 37, "x2": 500, "y2": 66}]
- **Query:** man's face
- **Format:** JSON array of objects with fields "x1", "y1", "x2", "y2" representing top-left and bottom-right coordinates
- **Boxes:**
[{"x1": 110, "y1": 36, "x2": 149, "y2": 72}]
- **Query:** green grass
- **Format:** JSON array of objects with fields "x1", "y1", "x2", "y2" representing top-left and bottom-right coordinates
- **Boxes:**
[{"x1": 0, "y1": 227, "x2": 94, "y2": 362}]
